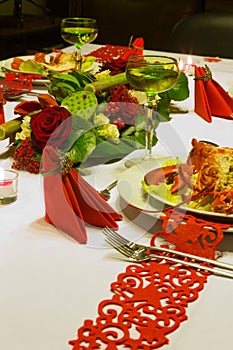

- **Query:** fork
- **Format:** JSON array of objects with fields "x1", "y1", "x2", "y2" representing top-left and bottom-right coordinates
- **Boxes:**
[{"x1": 103, "y1": 227, "x2": 233, "y2": 279}]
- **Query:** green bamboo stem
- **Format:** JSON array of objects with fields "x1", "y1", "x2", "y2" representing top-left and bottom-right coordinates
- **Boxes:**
[
  {"x1": 0, "y1": 119, "x2": 22, "y2": 140},
  {"x1": 84, "y1": 72, "x2": 127, "y2": 93}
]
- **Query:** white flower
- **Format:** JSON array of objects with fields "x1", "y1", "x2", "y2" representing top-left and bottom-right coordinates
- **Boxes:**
[
  {"x1": 94, "y1": 70, "x2": 111, "y2": 81},
  {"x1": 15, "y1": 115, "x2": 32, "y2": 140},
  {"x1": 94, "y1": 113, "x2": 110, "y2": 126},
  {"x1": 96, "y1": 124, "x2": 120, "y2": 143}
]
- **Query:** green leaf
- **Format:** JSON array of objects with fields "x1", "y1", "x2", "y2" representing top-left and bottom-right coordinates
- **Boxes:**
[
  {"x1": 67, "y1": 130, "x2": 96, "y2": 163},
  {"x1": 64, "y1": 116, "x2": 94, "y2": 151},
  {"x1": 156, "y1": 107, "x2": 171, "y2": 122},
  {"x1": 167, "y1": 72, "x2": 189, "y2": 101},
  {"x1": 157, "y1": 92, "x2": 171, "y2": 121},
  {"x1": 71, "y1": 115, "x2": 93, "y2": 131},
  {"x1": 89, "y1": 136, "x2": 142, "y2": 160}
]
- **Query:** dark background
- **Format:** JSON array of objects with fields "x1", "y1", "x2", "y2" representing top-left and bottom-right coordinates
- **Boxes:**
[{"x1": 0, "y1": 0, "x2": 232, "y2": 59}]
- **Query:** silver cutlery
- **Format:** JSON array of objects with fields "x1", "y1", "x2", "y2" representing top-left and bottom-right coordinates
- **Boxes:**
[
  {"x1": 3, "y1": 91, "x2": 40, "y2": 101},
  {"x1": 103, "y1": 226, "x2": 233, "y2": 279},
  {"x1": 99, "y1": 180, "x2": 118, "y2": 200}
]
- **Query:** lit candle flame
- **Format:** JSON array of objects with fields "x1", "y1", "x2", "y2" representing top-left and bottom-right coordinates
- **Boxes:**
[
  {"x1": 179, "y1": 59, "x2": 184, "y2": 71},
  {"x1": 187, "y1": 55, "x2": 193, "y2": 65}
]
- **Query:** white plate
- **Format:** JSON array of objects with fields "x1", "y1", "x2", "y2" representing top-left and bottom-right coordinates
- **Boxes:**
[
  {"x1": 0, "y1": 55, "x2": 98, "y2": 84},
  {"x1": 117, "y1": 158, "x2": 233, "y2": 232},
  {"x1": 0, "y1": 55, "x2": 49, "y2": 85},
  {"x1": 1, "y1": 55, "x2": 47, "y2": 74},
  {"x1": 117, "y1": 157, "x2": 170, "y2": 212}
]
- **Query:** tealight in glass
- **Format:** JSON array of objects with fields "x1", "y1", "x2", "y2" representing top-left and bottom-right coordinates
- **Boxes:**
[{"x1": 0, "y1": 168, "x2": 18, "y2": 205}]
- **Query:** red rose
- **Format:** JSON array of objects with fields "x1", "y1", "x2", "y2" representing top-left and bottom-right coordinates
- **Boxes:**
[{"x1": 30, "y1": 106, "x2": 72, "y2": 149}]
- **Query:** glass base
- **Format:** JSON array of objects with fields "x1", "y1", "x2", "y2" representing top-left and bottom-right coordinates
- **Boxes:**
[
  {"x1": 0, "y1": 195, "x2": 17, "y2": 205},
  {"x1": 124, "y1": 155, "x2": 155, "y2": 168}
]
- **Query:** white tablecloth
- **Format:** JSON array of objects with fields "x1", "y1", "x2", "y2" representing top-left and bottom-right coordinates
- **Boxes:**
[{"x1": 0, "y1": 44, "x2": 233, "y2": 350}]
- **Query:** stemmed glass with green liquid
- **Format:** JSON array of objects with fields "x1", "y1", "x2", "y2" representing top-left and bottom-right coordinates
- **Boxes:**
[
  {"x1": 126, "y1": 55, "x2": 179, "y2": 159},
  {"x1": 60, "y1": 17, "x2": 98, "y2": 70}
]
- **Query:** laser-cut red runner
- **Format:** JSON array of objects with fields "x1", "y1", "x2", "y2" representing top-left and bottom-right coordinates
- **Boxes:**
[{"x1": 69, "y1": 210, "x2": 231, "y2": 349}]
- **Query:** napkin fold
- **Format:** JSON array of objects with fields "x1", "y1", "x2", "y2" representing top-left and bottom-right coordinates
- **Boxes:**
[
  {"x1": 194, "y1": 65, "x2": 233, "y2": 122},
  {"x1": 43, "y1": 145, "x2": 122, "y2": 243}
]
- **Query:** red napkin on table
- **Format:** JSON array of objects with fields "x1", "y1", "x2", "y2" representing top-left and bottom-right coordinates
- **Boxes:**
[
  {"x1": 194, "y1": 65, "x2": 233, "y2": 122},
  {"x1": 42, "y1": 145, "x2": 122, "y2": 243}
]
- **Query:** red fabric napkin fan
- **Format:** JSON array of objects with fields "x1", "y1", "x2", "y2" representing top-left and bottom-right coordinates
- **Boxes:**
[
  {"x1": 194, "y1": 65, "x2": 233, "y2": 122},
  {"x1": 42, "y1": 145, "x2": 122, "y2": 243}
]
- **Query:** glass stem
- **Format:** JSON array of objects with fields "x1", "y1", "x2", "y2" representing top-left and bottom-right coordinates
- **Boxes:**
[
  {"x1": 144, "y1": 93, "x2": 157, "y2": 159},
  {"x1": 75, "y1": 47, "x2": 82, "y2": 70}
]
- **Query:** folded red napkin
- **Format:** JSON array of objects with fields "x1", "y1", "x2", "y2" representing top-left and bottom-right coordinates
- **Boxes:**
[
  {"x1": 194, "y1": 65, "x2": 233, "y2": 122},
  {"x1": 43, "y1": 145, "x2": 122, "y2": 243}
]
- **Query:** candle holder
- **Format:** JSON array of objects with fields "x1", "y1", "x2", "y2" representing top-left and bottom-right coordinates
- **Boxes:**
[
  {"x1": 0, "y1": 169, "x2": 18, "y2": 205},
  {"x1": 179, "y1": 56, "x2": 197, "y2": 76}
]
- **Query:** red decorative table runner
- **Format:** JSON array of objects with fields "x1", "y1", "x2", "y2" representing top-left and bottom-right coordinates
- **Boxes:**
[
  {"x1": 69, "y1": 210, "x2": 231, "y2": 349},
  {"x1": 70, "y1": 260, "x2": 208, "y2": 349}
]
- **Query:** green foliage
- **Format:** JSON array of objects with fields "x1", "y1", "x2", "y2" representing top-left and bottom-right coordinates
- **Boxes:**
[
  {"x1": 157, "y1": 72, "x2": 189, "y2": 121},
  {"x1": 61, "y1": 91, "x2": 98, "y2": 119},
  {"x1": 67, "y1": 130, "x2": 97, "y2": 163},
  {"x1": 51, "y1": 70, "x2": 190, "y2": 166},
  {"x1": 168, "y1": 72, "x2": 189, "y2": 101},
  {"x1": 47, "y1": 71, "x2": 95, "y2": 104}
]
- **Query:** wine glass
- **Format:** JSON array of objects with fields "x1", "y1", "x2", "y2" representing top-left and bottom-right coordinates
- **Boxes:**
[
  {"x1": 60, "y1": 17, "x2": 98, "y2": 70},
  {"x1": 126, "y1": 55, "x2": 179, "y2": 160}
]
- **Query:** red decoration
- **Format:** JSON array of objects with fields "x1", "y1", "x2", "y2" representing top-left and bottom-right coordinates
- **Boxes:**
[
  {"x1": 43, "y1": 146, "x2": 122, "y2": 243},
  {"x1": 86, "y1": 37, "x2": 144, "y2": 63},
  {"x1": 0, "y1": 72, "x2": 33, "y2": 94},
  {"x1": 87, "y1": 38, "x2": 144, "y2": 75},
  {"x1": 194, "y1": 66, "x2": 233, "y2": 122},
  {"x1": 69, "y1": 210, "x2": 230, "y2": 348},
  {"x1": 14, "y1": 94, "x2": 58, "y2": 117},
  {"x1": 69, "y1": 259, "x2": 208, "y2": 349},
  {"x1": 204, "y1": 57, "x2": 221, "y2": 62},
  {"x1": 12, "y1": 137, "x2": 40, "y2": 174},
  {"x1": 150, "y1": 209, "x2": 230, "y2": 259}
]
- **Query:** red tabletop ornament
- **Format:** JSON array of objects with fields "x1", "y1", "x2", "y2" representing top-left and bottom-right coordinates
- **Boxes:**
[
  {"x1": 86, "y1": 37, "x2": 144, "y2": 62},
  {"x1": 0, "y1": 72, "x2": 34, "y2": 94},
  {"x1": 69, "y1": 209, "x2": 231, "y2": 349}
]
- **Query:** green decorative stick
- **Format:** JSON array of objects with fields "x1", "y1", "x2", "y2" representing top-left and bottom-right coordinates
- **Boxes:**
[
  {"x1": 0, "y1": 119, "x2": 22, "y2": 140},
  {"x1": 84, "y1": 72, "x2": 127, "y2": 93}
]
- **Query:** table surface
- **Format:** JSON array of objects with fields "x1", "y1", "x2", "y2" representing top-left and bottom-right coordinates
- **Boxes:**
[{"x1": 0, "y1": 44, "x2": 233, "y2": 350}]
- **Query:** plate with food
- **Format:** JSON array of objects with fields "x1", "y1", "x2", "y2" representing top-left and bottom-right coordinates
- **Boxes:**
[
  {"x1": 117, "y1": 139, "x2": 233, "y2": 228},
  {"x1": 0, "y1": 50, "x2": 97, "y2": 83}
]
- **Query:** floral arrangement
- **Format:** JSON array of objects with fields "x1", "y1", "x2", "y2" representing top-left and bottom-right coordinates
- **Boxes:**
[
  {"x1": 10, "y1": 90, "x2": 146, "y2": 173},
  {"x1": 0, "y1": 42, "x2": 190, "y2": 174},
  {"x1": 11, "y1": 96, "x2": 72, "y2": 173}
]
